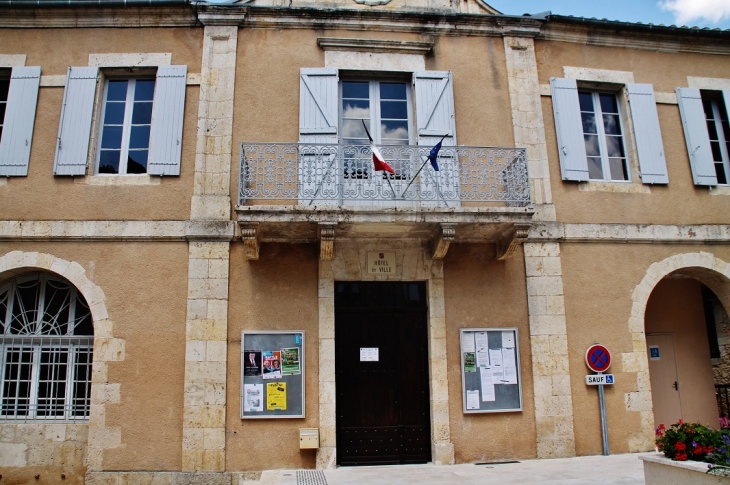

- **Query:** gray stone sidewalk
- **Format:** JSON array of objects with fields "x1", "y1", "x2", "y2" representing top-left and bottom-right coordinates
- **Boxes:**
[{"x1": 256, "y1": 453, "x2": 649, "y2": 485}]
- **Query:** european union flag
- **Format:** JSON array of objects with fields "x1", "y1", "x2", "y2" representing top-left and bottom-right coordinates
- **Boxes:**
[{"x1": 428, "y1": 140, "x2": 442, "y2": 171}]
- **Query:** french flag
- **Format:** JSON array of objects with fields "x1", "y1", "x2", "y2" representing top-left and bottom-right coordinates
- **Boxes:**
[{"x1": 371, "y1": 144, "x2": 395, "y2": 174}]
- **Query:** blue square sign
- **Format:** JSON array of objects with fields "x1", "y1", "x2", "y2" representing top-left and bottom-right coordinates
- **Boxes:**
[
  {"x1": 650, "y1": 346, "x2": 660, "y2": 360},
  {"x1": 605, "y1": 375, "x2": 614, "y2": 384}
]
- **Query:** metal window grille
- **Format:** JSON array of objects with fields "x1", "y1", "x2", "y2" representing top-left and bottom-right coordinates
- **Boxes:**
[{"x1": 0, "y1": 273, "x2": 93, "y2": 422}]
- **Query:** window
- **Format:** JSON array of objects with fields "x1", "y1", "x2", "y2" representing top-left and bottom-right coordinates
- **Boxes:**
[
  {"x1": 97, "y1": 78, "x2": 155, "y2": 174},
  {"x1": 0, "y1": 273, "x2": 93, "y2": 421},
  {"x1": 0, "y1": 66, "x2": 41, "y2": 177},
  {"x1": 579, "y1": 91, "x2": 629, "y2": 181},
  {"x1": 53, "y1": 64, "x2": 187, "y2": 177},
  {"x1": 551, "y1": 77, "x2": 668, "y2": 184},
  {"x1": 702, "y1": 92, "x2": 730, "y2": 185},
  {"x1": 677, "y1": 87, "x2": 730, "y2": 186}
]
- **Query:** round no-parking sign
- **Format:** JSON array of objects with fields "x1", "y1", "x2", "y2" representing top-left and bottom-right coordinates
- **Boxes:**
[{"x1": 585, "y1": 344, "x2": 612, "y2": 373}]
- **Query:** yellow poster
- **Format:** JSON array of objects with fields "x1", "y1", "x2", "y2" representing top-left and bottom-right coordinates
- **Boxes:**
[{"x1": 266, "y1": 382, "x2": 286, "y2": 411}]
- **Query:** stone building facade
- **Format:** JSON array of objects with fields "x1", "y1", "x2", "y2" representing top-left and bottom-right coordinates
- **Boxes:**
[{"x1": 0, "y1": 0, "x2": 728, "y2": 482}]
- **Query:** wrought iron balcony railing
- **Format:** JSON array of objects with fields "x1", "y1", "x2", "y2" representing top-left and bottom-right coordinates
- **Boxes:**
[{"x1": 239, "y1": 143, "x2": 531, "y2": 207}]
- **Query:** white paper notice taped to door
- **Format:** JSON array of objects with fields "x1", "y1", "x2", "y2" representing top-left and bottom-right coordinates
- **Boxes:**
[{"x1": 360, "y1": 347, "x2": 379, "y2": 362}]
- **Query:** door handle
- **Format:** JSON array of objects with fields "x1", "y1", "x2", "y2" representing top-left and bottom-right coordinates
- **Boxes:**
[{"x1": 673, "y1": 381, "x2": 679, "y2": 391}]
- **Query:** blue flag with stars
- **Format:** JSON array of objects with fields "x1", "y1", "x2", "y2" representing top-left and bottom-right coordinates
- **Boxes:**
[{"x1": 428, "y1": 140, "x2": 442, "y2": 171}]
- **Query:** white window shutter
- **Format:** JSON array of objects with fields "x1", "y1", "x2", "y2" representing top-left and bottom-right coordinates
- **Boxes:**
[
  {"x1": 53, "y1": 66, "x2": 98, "y2": 176},
  {"x1": 627, "y1": 83, "x2": 668, "y2": 184},
  {"x1": 413, "y1": 70, "x2": 459, "y2": 207},
  {"x1": 676, "y1": 87, "x2": 717, "y2": 186},
  {"x1": 298, "y1": 68, "x2": 338, "y2": 206},
  {"x1": 148, "y1": 65, "x2": 187, "y2": 176},
  {"x1": 0, "y1": 66, "x2": 41, "y2": 176},
  {"x1": 299, "y1": 68, "x2": 338, "y2": 144},
  {"x1": 550, "y1": 77, "x2": 589, "y2": 182}
]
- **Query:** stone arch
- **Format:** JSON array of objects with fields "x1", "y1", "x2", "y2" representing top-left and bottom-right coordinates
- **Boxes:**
[
  {"x1": 624, "y1": 252, "x2": 730, "y2": 452},
  {"x1": 0, "y1": 250, "x2": 125, "y2": 471}
]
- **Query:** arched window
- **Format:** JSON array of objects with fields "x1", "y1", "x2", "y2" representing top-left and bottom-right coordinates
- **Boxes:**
[{"x1": 0, "y1": 273, "x2": 93, "y2": 421}]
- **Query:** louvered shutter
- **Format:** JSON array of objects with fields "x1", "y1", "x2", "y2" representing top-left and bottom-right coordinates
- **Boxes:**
[
  {"x1": 627, "y1": 83, "x2": 668, "y2": 184},
  {"x1": 148, "y1": 65, "x2": 187, "y2": 176},
  {"x1": 53, "y1": 66, "x2": 98, "y2": 176},
  {"x1": 550, "y1": 77, "x2": 589, "y2": 182},
  {"x1": 413, "y1": 70, "x2": 459, "y2": 207},
  {"x1": 0, "y1": 66, "x2": 41, "y2": 176},
  {"x1": 676, "y1": 87, "x2": 717, "y2": 186},
  {"x1": 298, "y1": 68, "x2": 339, "y2": 205}
]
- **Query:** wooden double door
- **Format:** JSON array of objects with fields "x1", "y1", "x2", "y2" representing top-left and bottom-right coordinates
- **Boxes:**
[{"x1": 334, "y1": 281, "x2": 431, "y2": 466}]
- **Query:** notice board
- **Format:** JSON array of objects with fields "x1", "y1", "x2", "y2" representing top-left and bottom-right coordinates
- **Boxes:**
[
  {"x1": 459, "y1": 328, "x2": 522, "y2": 413},
  {"x1": 240, "y1": 331, "x2": 305, "y2": 419}
]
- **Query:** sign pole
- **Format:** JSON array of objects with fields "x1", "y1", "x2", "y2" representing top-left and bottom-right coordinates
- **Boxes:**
[{"x1": 597, "y1": 371, "x2": 609, "y2": 456}]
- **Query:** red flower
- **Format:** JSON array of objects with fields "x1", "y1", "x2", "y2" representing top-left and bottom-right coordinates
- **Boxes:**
[
  {"x1": 659, "y1": 424, "x2": 666, "y2": 430},
  {"x1": 675, "y1": 442, "x2": 686, "y2": 451},
  {"x1": 693, "y1": 445, "x2": 704, "y2": 454},
  {"x1": 678, "y1": 419, "x2": 684, "y2": 425},
  {"x1": 675, "y1": 452, "x2": 688, "y2": 461},
  {"x1": 707, "y1": 446, "x2": 715, "y2": 453}
]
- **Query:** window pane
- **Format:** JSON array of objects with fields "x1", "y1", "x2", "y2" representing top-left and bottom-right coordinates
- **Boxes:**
[
  {"x1": 103, "y1": 102, "x2": 125, "y2": 125},
  {"x1": 101, "y1": 126, "x2": 123, "y2": 149},
  {"x1": 72, "y1": 347, "x2": 92, "y2": 417},
  {"x1": 98, "y1": 150, "x2": 120, "y2": 174},
  {"x1": 703, "y1": 99, "x2": 715, "y2": 119},
  {"x1": 131, "y1": 101, "x2": 152, "y2": 125},
  {"x1": 380, "y1": 82, "x2": 406, "y2": 100},
  {"x1": 12, "y1": 280, "x2": 40, "y2": 334},
  {"x1": 711, "y1": 141, "x2": 723, "y2": 161},
  {"x1": 0, "y1": 78, "x2": 9, "y2": 102},
  {"x1": 134, "y1": 80, "x2": 155, "y2": 101},
  {"x1": 578, "y1": 92, "x2": 594, "y2": 112},
  {"x1": 106, "y1": 80, "x2": 128, "y2": 101},
  {"x1": 342, "y1": 100, "x2": 370, "y2": 120},
  {"x1": 380, "y1": 100, "x2": 408, "y2": 120},
  {"x1": 342, "y1": 119, "x2": 368, "y2": 140},
  {"x1": 342, "y1": 81, "x2": 369, "y2": 99},
  {"x1": 707, "y1": 120, "x2": 719, "y2": 141},
  {"x1": 584, "y1": 134, "x2": 600, "y2": 156},
  {"x1": 127, "y1": 150, "x2": 148, "y2": 174},
  {"x1": 581, "y1": 113, "x2": 597, "y2": 134},
  {"x1": 2, "y1": 349, "x2": 33, "y2": 416},
  {"x1": 74, "y1": 299, "x2": 93, "y2": 336},
  {"x1": 599, "y1": 94, "x2": 618, "y2": 114},
  {"x1": 380, "y1": 120, "x2": 409, "y2": 142},
  {"x1": 609, "y1": 158, "x2": 629, "y2": 181},
  {"x1": 602, "y1": 114, "x2": 622, "y2": 135},
  {"x1": 129, "y1": 125, "x2": 151, "y2": 149},
  {"x1": 40, "y1": 280, "x2": 71, "y2": 336},
  {"x1": 587, "y1": 157, "x2": 603, "y2": 179},
  {"x1": 715, "y1": 162, "x2": 728, "y2": 185},
  {"x1": 0, "y1": 103, "x2": 6, "y2": 125},
  {"x1": 37, "y1": 348, "x2": 68, "y2": 417},
  {"x1": 605, "y1": 136, "x2": 625, "y2": 157},
  {"x1": 722, "y1": 119, "x2": 730, "y2": 140}
]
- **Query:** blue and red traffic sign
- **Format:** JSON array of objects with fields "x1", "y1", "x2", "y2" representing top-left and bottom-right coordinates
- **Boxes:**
[{"x1": 585, "y1": 344, "x2": 612, "y2": 373}]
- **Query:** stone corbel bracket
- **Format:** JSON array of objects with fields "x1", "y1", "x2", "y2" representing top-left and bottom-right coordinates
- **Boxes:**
[
  {"x1": 431, "y1": 223, "x2": 456, "y2": 260},
  {"x1": 495, "y1": 223, "x2": 531, "y2": 260},
  {"x1": 240, "y1": 223, "x2": 260, "y2": 260},
  {"x1": 319, "y1": 223, "x2": 337, "y2": 261}
]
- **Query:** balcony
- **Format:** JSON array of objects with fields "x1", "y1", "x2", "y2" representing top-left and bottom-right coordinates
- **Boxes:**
[{"x1": 236, "y1": 143, "x2": 534, "y2": 260}]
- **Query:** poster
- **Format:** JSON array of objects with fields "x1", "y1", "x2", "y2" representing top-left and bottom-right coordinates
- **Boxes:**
[
  {"x1": 243, "y1": 350, "x2": 262, "y2": 377},
  {"x1": 461, "y1": 332, "x2": 475, "y2": 353},
  {"x1": 281, "y1": 347, "x2": 301, "y2": 375},
  {"x1": 502, "y1": 331, "x2": 515, "y2": 348},
  {"x1": 475, "y1": 332, "x2": 490, "y2": 368},
  {"x1": 502, "y1": 347, "x2": 517, "y2": 384},
  {"x1": 464, "y1": 352, "x2": 476, "y2": 372},
  {"x1": 266, "y1": 382, "x2": 287, "y2": 411},
  {"x1": 262, "y1": 351, "x2": 282, "y2": 379},
  {"x1": 480, "y1": 366, "x2": 496, "y2": 402},
  {"x1": 466, "y1": 390, "x2": 480, "y2": 410},
  {"x1": 243, "y1": 384, "x2": 263, "y2": 412}
]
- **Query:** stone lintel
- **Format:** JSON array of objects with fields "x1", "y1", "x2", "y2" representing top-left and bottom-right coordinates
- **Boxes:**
[
  {"x1": 240, "y1": 223, "x2": 260, "y2": 261},
  {"x1": 319, "y1": 223, "x2": 337, "y2": 261},
  {"x1": 318, "y1": 37, "x2": 434, "y2": 54},
  {"x1": 431, "y1": 223, "x2": 456, "y2": 260},
  {"x1": 496, "y1": 223, "x2": 531, "y2": 260},
  {"x1": 197, "y1": 11, "x2": 247, "y2": 26}
]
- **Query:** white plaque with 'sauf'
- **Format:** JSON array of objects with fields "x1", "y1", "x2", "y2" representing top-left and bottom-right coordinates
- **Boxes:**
[
  {"x1": 367, "y1": 251, "x2": 396, "y2": 274},
  {"x1": 360, "y1": 347, "x2": 379, "y2": 362}
]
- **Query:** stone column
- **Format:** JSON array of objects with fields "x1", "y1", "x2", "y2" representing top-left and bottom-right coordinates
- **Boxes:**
[
  {"x1": 524, "y1": 242, "x2": 576, "y2": 458},
  {"x1": 503, "y1": 35, "x2": 555, "y2": 221},
  {"x1": 182, "y1": 21, "x2": 239, "y2": 472},
  {"x1": 316, "y1": 260, "x2": 337, "y2": 470}
]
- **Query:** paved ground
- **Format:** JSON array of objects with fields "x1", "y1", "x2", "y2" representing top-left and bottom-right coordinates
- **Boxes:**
[{"x1": 262, "y1": 453, "x2": 650, "y2": 485}]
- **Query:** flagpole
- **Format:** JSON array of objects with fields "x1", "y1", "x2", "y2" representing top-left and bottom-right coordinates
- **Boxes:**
[
  {"x1": 400, "y1": 134, "x2": 448, "y2": 199},
  {"x1": 361, "y1": 120, "x2": 397, "y2": 199}
]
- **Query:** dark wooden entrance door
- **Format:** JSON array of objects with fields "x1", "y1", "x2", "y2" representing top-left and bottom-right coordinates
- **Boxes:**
[{"x1": 335, "y1": 282, "x2": 431, "y2": 466}]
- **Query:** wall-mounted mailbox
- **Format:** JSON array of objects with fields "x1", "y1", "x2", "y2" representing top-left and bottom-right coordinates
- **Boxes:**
[{"x1": 299, "y1": 428, "x2": 319, "y2": 449}]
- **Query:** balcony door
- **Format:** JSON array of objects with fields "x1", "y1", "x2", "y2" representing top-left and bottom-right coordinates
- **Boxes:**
[{"x1": 335, "y1": 282, "x2": 431, "y2": 466}]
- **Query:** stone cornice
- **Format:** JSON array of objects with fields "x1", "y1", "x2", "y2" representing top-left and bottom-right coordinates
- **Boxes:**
[
  {"x1": 0, "y1": 220, "x2": 235, "y2": 242},
  {"x1": 529, "y1": 223, "x2": 730, "y2": 244},
  {"x1": 540, "y1": 18, "x2": 730, "y2": 56},
  {"x1": 0, "y1": 5, "x2": 198, "y2": 28},
  {"x1": 317, "y1": 37, "x2": 434, "y2": 54}
]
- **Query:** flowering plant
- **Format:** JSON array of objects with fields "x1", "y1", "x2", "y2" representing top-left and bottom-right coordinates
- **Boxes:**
[{"x1": 655, "y1": 420, "x2": 718, "y2": 462}]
